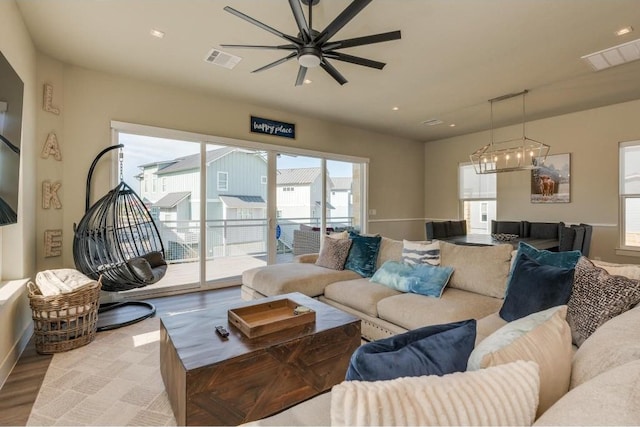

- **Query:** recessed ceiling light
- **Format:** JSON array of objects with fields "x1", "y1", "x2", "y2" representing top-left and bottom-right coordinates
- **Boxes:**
[
  {"x1": 616, "y1": 26, "x2": 633, "y2": 36},
  {"x1": 303, "y1": 79, "x2": 312, "y2": 84},
  {"x1": 150, "y1": 29, "x2": 165, "y2": 39},
  {"x1": 392, "y1": 106, "x2": 399, "y2": 111},
  {"x1": 449, "y1": 123, "x2": 456, "y2": 127}
]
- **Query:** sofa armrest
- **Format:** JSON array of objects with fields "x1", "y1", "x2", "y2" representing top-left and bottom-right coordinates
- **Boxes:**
[{"x1": 294, "y1": 253, "x2": 319, "y2": 263}]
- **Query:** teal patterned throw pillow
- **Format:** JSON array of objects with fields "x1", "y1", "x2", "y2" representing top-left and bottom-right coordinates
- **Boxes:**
[
  {"x1": 370, "y1": 261, "x2": 454, "y2": 297},
  {"x1": 344, "y1": 233, "x2": 381, "y2": 277}
]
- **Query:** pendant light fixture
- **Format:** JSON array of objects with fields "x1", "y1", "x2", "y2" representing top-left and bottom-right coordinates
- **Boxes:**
[{"x1": 470, "y1": 90, "x2": 549, "y2": 174}]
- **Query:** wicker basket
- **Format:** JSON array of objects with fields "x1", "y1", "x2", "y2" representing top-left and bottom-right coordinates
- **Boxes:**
[{"x1": 27, "y1": 278, "x2": 102, "y2": 354}]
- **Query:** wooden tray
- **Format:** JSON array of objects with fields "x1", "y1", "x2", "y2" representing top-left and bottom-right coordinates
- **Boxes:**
[{"x1": 228, "y1": 298, "x2": 316, "y2": 338}]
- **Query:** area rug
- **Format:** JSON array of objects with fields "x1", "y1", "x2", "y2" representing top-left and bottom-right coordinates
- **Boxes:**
[{"x1": 27, "y1": 317, "x2": 177, "y2": 426}]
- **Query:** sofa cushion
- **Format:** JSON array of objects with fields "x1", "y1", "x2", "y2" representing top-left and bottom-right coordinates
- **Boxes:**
[
  {"x1": 439, "y1": 241, "x2": 513, "y2": 298},
  {"x1": 475, "y1": 312, "x2": 508, "y2": 346},
  {"x1": 568, "y1": 256, "x2": 640, "y2": 346},
  {"x1": 534, "y1": 360, "x2": 640, "y2": 426},
  {"x1": 469, "y1": 306, "x2": 572, "y2": 418},
  {"x1": 344, "y1": 233, "x2": 381, "y2": 278},
  {"x1": 402, "y1": 239, "x2": 440, "y2": 265},
  {"x1": 570, "y1": 304, "x2": 640, "y2": 389},
  {"x1": 315, "y1": 237, "x2": 352, "y2": 270},
  {"x1": 375, "y1": 237, "x2": 403, "y2": 269},
  {"x1": 499, "y1": 253, "x2": 575, "y2": 321},
  {"x1": 376, "y1": 288, "x2": 503, "y2": 331},
  {"x1": 332, "y1": 361, "x2": 539, "y2": 427},
  {"x1": 345, "y1": 319, "x2": 476, "y2": 381},
  {"x1": 324, "y1": 278, "x2": 400, "y2": 317},
  {"x1": 242, "y1": 263, "x2": 360, "y2": 298}
]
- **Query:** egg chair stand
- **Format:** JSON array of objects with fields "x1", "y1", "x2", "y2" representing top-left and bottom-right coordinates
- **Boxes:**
[{"x1": 73, "y1": 144, "x2": 166, "y2": 331}]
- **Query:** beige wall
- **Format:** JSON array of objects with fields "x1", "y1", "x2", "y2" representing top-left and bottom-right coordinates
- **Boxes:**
[
  {"x1": 0, "y1": 0, "x2": 37, "y2": 388},
  {"x1": 424, "y1": 98, "x2": 640, "y2": 263},
  {"x1": 36, "y1": 59, "x2": 426, "y2": 271}
]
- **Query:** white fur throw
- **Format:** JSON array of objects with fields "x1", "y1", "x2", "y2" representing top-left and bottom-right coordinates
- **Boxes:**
[{"x1": 330, "y1": 360, "x2": 540, "y2": 426}]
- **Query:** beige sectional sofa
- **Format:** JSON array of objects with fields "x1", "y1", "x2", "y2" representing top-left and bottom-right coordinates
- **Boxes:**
[
  {"x1": 242, "y1": 237, "x2": 512, "y2": 341},
  {"x1": 241, "y1": 235, "x2": 640, "y2": 425}
]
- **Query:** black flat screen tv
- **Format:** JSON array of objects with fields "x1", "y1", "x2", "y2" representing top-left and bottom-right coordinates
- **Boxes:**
[{"x1": 0, "y1": 50, "x2": 23, "y2": 226}]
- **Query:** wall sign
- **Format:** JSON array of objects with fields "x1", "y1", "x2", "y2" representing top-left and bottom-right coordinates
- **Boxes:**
[
  {"x1": 43, "y1": 83, "x2": 60, "y2": 115},
  {"x1": 44, "y1": 229, "x2": 62, "y2": 257},
  {"x1": 250, "y1": 116, "x2": 295, "y2": 139}
]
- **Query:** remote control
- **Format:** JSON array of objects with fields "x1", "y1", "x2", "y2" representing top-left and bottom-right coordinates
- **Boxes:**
[{"x1": 215, "y1": 325, "x2": 229, "y2": 338}]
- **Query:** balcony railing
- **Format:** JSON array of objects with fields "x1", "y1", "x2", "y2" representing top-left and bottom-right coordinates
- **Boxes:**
[{"x1": 156, "y1": 217, "x2": 354, "y2": 263}]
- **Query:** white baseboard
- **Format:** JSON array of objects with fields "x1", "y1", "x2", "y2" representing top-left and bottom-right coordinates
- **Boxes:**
[{"x1": 0, "y1": 320, "x2": 33, "y2": 390}]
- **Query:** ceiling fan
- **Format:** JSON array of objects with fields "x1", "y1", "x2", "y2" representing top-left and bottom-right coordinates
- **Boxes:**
[{"x1": 221, "y1": 0, "x2": 401, "y2": 86}]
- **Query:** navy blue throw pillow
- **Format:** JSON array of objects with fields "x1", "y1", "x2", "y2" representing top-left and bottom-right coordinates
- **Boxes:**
[
  {"x1": 345, "y1": 319, "x2": 477, "y2": 382},
  {"x1": 499, "y1": 253, "x2": 575, "y2": 322},
  {"x1": 344, "y1": 233, "x2": 382, "y2": 278}
]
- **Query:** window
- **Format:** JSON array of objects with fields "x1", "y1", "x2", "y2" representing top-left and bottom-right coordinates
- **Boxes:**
[
  {"x1": 217, "y1": 171, "x2": 228, "y2": 191},
  {"x1": 480, "y1": 202, "x2": 488, "y2": 223},
  {"x1": 620, "y1": 141, "x2": 640, "y2": 249},
  {"x1": 238, "y1": 208, "x2": 253, "y2": 219},
  {"x1": 459, "y1": 163, "x2": 496, "y2": 234},
  {"x1": 162, "y1": 177, "x2": 167, "y2": 191},
  {"x1": 152, "y1": 177, "x2": 157, "y2": 192},
  {"x1": 261, "y1": 176, "x2": 267, "y2": 184}
]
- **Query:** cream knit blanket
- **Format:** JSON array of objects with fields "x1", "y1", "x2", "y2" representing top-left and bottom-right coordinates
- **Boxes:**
[{"x1": 330, "y1": 360, "x2": 540, "y2": 426}]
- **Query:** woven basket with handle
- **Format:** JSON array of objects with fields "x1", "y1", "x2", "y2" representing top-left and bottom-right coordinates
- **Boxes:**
[{"x1": 27, "y1": 277, "x2": 101, "y2": 354}]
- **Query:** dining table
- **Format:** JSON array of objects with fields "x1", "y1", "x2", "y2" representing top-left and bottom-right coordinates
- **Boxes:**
[{"x1": 438, "y1": 234, "x2": 559, "y2": 250}]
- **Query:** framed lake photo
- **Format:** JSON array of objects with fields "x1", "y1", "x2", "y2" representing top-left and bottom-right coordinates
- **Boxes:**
[{"x1": 531, "y1": 153, "x2": 571, "y2": 203}]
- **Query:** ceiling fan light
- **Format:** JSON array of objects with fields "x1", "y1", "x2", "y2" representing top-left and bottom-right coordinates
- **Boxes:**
[{"x1": 298, "y1": 52, "x2": 321, "y2": 68}]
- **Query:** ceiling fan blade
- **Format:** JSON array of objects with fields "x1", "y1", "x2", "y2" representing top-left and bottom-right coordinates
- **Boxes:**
[
  {"x1": 295, "y1": 66, "x2": 308, "y2": 86},
  {"x1": 252, "y1": 52, "x2": 297, "y2": 73},
  {"x1": 221, "y1": 43, "x2": 298, "y2": 50},
  {"x1": 322, "y1": 30, "x2": 401, "y2": 51},
  {"x1": 320, "y1": 59, "x2": 348, "y2": 85},
  {"x1": 315, "y1": 0, "x2": 373, "y2": 45},
  {"x1": 223, "y1": 6, "x2": 303, "y2": 45},
  {"x1": 288, "y1": 0, "x2": 311, "y2": 43},
  {"x1": 323, "y1": 52, "x2": 385, "y2": 69}
]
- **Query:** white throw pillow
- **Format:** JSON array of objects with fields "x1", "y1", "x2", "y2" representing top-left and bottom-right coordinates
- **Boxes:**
[
  {"x1": 468, "y1": 305, "x2": 572, "y2": 418},
  {"x1": 331, "y1": 360, "x2": 540, "y2": 426},
  {"x1": 402, "y1": 239, "x2": 440, "y2": 265}
]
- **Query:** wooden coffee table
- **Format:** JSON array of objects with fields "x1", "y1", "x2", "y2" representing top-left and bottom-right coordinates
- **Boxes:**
[{"x1": 160, "y1": 292, "x2": 361, "y2": 426}]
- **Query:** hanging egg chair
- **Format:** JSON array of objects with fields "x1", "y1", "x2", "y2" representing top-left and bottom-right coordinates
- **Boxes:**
[
  {"x1": 73, "y1": 181, "x2": 167, "y2": 291},
  {"x1": 73, "y1": 144, "x2": 166, "y2": 330}
]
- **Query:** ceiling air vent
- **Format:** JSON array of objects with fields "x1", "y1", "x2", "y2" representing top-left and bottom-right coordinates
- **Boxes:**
[
  {"x1": 422, "y1": 118, "x2": 444, "y2": 126},
  {"x1": 204, "y1": 48, "x2": 241, "y2": 69},
  {"x1": 581, "y1": 38, "x2": 640, "y2": 71}
]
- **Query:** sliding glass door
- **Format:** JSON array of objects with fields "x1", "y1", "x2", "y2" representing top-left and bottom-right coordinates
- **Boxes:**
[
  {"x1": 113, "y1": 123, "x2": 368, "y2": 295},
  {"x1": 118, "y1": 132, "x2": 202, "y2": 292},
  {"x1": 205, "y1": 146, "x2": 269, "y2": 281}
]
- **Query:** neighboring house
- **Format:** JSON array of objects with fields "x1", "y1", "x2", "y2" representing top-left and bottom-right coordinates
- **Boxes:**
[
  {"x1": 276, "y1": 167, "x2": 332, "y2": 223},
  {"x1": 138, "y1": 147, "x2": 267, "y2": 223},
  {"x1": 137, "y1": 147, "x2": 267, "y2": 259},
  {"x1": 330, "y1": 177, "x2": 352, "y2": 221}
]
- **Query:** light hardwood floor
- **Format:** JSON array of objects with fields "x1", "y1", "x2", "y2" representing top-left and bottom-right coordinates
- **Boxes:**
[{"x1": 0, "y1": 286, "x2": 243, "y2": 426}]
